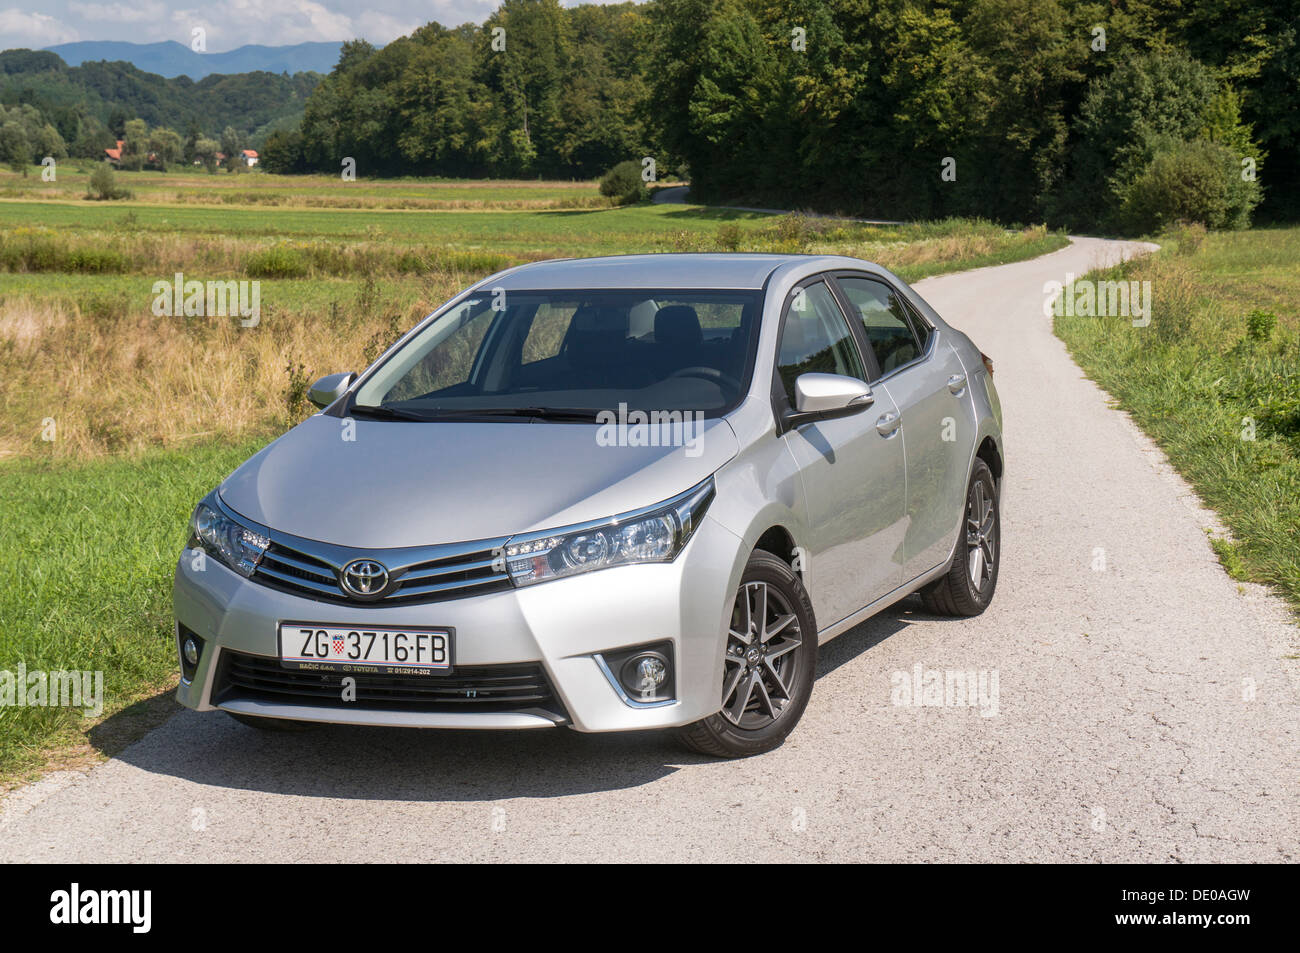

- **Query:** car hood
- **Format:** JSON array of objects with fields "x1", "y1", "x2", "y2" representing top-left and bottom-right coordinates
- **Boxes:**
[{"x1": 219, "y1": 414, "x2": 738, "y2": 548}]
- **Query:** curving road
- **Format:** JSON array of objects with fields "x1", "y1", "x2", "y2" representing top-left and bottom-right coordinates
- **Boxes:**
[{"x1": 3, "y1": 236, "x2": 1297, "y2": 862}]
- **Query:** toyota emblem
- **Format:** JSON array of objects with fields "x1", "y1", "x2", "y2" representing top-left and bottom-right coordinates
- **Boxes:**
[{"x1": 340, "y1": 559, "x2": 390, "y2": 598}]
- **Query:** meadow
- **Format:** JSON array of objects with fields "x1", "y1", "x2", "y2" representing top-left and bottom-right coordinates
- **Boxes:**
[{"x1": 0, "y1": 164, "x2": 1069, "y2": 782}]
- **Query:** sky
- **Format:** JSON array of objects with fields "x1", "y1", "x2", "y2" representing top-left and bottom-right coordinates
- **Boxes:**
[{"x1": 0, "y1": 0, "x2": 598, "y2": 51}]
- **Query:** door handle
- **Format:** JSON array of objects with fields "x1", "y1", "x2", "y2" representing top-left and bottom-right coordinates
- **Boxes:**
[
  {"x1": 947, "y1": 373, "x2": 967, "y2": 394},
  {"x1": 875, "y1": 412, "x2": 901, "y2": 437}
]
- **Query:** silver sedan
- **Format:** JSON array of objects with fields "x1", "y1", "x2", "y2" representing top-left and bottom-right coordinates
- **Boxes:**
[{"x1": 174, "y1": 254, "x2": 1003, "y2": 757}]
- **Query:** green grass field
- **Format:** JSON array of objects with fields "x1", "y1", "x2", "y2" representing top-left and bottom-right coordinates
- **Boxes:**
[
  {"x1": 0, "y1": 440, "x2": 263, "y2": 781},
  {"x1": 0, "y1": 167, "x2": 1070, "y2": 783},
  {"x1": 1056, "y1": 225, "x2": 1300, "y2": 613}
]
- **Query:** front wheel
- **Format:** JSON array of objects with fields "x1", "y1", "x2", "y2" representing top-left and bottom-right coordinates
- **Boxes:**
[{"x1": 678, "y1": 550, "x2": 818, "y2": 758}]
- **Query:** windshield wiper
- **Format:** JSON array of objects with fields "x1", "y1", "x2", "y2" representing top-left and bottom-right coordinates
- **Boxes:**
[
  {"x1": 350, "y1": 404, "x2": 602, "y2": 422},
  {"x1": 349, "y1": 404, "x2": 437, "y2": 421},
  {"x1": 458, "y1": 406, "x2": 604, "y2": 422}
]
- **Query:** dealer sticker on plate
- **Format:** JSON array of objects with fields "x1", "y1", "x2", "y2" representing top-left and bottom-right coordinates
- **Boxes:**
[{"x1": 278, "y1": 624, "x2": 452, "y2": 676}]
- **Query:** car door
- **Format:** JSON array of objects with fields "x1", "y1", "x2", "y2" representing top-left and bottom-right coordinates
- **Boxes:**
[
  {"x1": 831, "y1": 273, "x2": 977, "y2": 580},
  {"x1": 773, "y1": 278, "x2": 908, "y2": 628}
]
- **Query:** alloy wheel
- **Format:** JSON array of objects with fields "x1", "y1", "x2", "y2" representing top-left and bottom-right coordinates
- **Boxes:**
[
  {"x1": 721, "y1": 581, "x2": 803, "y2": 729},
  {"x1": 966, "y1": 479, "x2": 996, "y2": 592}
]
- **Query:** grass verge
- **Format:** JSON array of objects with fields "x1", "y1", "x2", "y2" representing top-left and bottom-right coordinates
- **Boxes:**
[
  {"x1": 1055, "y1": 224, "x2": 1300, "y2": 614},
  {"x1": 0, "y1": 439, "x2": 266, "y2": 784}
]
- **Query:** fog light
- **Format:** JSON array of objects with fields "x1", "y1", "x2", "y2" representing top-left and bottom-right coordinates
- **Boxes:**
[
  {"x1": 177, "y1": 625, "x2": 204, "y2": 681},
  {"x1": 621, "y1": 652, "x2": 668, "y2": 696}
]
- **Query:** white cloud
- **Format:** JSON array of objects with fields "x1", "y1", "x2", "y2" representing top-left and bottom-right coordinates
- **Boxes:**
[
  {"x1": 353, "y1": 12, "x2": 423, "y2": 45},
  {"x1": 0, "y1": 9, "x2": 80, "y2": 45},
  {"x1": 167, "y1": 1, "x2": 355, "y2": 48},
  {"x1": 68, "y1": 2, "x2": 166, "y2": 24}
]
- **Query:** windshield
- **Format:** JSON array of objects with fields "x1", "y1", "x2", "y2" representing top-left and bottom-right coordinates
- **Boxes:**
[{"x1": 351, "y1": 288, "x2": 762, "y2": 420}]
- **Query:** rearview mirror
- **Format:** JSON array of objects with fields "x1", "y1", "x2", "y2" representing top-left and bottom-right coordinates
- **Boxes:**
[
  {"x1": 307, "y1": 372, "x2": 356, "y2": 410},
  {"x1": 781, "y1": 372, "x2": 874, "y2": 431}
]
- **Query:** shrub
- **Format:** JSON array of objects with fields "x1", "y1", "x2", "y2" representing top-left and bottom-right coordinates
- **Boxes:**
[
  {"x1": 1246, "y1": 309, "x2": 1277, "y2": 343},
  {"x1": 715, "y1": 223, "x2": 744, "y2": 251},
  {"x1": 599, "y1": 160, "x2": 648, "y2": 205},
  {"x1": 86, "y1": 164, "x2": 133, "y2": 201},
  {"x1": 1171, "y1": 221, "x2": 1207, "y2": 255},
  {"x1": 1119, "y1": 139, "x2": 1260, "y2": 234},
  {"x1": 245, "y1": 244, "x2": 308, "y2": 278}
]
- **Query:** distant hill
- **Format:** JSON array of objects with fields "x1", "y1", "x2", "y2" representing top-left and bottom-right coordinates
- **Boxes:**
[
  {"x1": 0, "y1": 49, "x2": 322, "y2": 146},
  {"x1": 43, "y1": 40, "x2": 344, "y2": 79}
]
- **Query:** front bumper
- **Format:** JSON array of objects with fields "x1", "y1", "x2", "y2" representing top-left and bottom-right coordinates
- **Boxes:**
[{"x1": 174, "y1": 514, "x2": 745, "y2": 732}]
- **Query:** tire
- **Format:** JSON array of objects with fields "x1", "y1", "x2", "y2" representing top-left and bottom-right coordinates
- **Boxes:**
[
  {"x1": 919, "y1": 458, "x2": 1000, "y2": 616},
  {"x1": 678, "y1": 550, "x2": 818, "y2": 758},
  {"x1": 226, "y1": 711, "x2": 318, "y2": 732}
]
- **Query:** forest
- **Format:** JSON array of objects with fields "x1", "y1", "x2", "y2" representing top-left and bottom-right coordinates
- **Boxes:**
[{"x1": 2, "y1": 0, "x2": 1296, "y2": 230}]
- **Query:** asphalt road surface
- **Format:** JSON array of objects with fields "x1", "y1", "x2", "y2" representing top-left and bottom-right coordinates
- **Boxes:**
[{"x1": 3, "y1": 236, "x2": 1297, "y2": 862}]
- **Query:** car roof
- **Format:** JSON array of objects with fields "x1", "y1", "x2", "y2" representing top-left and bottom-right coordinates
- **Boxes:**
[{"x1": 478, "y1": 253, "x2": 886, "y2": 292}]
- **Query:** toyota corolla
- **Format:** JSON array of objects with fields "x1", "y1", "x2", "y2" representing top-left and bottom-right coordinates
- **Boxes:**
[{"x1": 174, "y1": 254, "x2": 1003, "y2": 757}]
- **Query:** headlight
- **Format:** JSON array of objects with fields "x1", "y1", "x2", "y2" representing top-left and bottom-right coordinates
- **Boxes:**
[
  {"x1": 503, "y1": 477, "x2": 715, "y2": 586},
  {"x1": 188, "y1": 492, "x2": 270, "y2": 577}
]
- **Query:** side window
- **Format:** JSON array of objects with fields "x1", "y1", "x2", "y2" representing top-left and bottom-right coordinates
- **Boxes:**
[
  {"x1": 837, "y1": 276, "x2": 922, "y2": 377},
  {"x1": 775, "y1": 280, "x2": 866, "y2": 404},
  {"x1": 522, "y1": 301, "x2": 577, "y2": 364}
]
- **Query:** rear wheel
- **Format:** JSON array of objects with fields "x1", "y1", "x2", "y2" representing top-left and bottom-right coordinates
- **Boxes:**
[
  {"x1": 678, "y1": 551, "x2": 817, "y2": 758},
  {"x1": 919, "y1": 458, "x2": 1000, "y2": 616}
]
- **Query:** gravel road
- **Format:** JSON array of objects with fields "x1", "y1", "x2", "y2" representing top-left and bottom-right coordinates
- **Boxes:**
[{"x1": 3, "y1": 236, "x2": 1297, "y2": 862}]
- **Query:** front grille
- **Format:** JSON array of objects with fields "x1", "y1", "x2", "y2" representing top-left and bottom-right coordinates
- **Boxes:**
[
  {"x1": 252, "y1": 539, "x2": 513, "y2": 606},
  {"x1": 214, "y1": 650, "x2": 568, "y2": 719}
]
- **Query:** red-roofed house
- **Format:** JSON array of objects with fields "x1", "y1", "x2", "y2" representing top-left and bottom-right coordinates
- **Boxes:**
[
  {"x1": 240, "y1": 149, "x2": 259, "y2": 167},
  {"x1": 104, "y1": 140, "x2": 124, "y2": 164}
]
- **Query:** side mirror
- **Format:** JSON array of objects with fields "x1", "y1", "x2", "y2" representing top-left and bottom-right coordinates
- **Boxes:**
[
  {"x1": 782, "y1": 372, "x2": 874, "y2": 431},
  {"x1": 307, "y1": 372, "x2": 356, "y2": 410}
]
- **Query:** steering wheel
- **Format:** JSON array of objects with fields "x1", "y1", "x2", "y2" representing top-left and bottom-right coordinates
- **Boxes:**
[{"x1": 666, "y1": 365, "x2": 742, "y2": 392}]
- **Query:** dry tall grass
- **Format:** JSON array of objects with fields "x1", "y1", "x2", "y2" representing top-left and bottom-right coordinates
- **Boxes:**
[{"x1": 0, "y1": 278, "x2": 462, "y2": 460}]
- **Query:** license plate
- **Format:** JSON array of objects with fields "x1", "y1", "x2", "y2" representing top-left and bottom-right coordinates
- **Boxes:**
[{"x1": 278, "y1": 623, "x2": 452, "y2": 676}]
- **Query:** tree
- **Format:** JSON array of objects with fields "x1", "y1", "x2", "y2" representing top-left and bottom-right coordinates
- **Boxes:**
[
  {"x1": 1059, "y1": 52, "x2": 1261, "y2": 230},
  {"x1": 87, "y1": 163, "x2": 132, "y2": 200},
  {"x1": 261, "y1": 126, "x2": 307, "y2": 173},
  {"x1": 119, "y1": 117, "x2": 149, "y2": 170},
  {"x1": 220, "y1": 125, "x2": 244, "y2": 170},
  {"x1": 193, "y1": 137, "x2": 220, "y2": 172},
  {"x1": 148, "y1": 127, "x2": 184, "y2": 168},
  {"x1": 480, "y1": 0, "x2": 570, "y2": 173},
  {"x1": 0, "y1": 121, "x2": 30, "y2": 174}
]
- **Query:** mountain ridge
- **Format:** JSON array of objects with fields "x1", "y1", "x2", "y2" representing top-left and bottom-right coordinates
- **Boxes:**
[{"x1": 42, "y1": 40, "x2": 344, "y2": 79}]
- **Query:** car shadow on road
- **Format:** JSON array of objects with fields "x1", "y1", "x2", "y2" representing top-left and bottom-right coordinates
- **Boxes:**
[{"x1": 97, "y1": 602, "x2": 920, "y2": 801}]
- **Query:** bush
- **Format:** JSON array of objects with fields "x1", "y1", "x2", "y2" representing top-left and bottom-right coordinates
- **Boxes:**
[
  {"x1": 1061, "y1": 53, "x2": 1261, "y2": 232},
  {"x1": 86, "y1": 164, "x2": 133, "y2": 201},
  {"x1": 244, "y1": 244, "x2": 308, "y2": 278},
  {"x1": 715, "y1": 223, "x2": 743, "y2": 251},
  {"x1": 1171, "y1": 221, "x2": 1207, "y2": 255},
  {"x1": 1246, "y1": 309, "x2": 1277, "y2": 343},
  {"x1": 599, "y1": 160, "x2": 648, "y2": 205},
  {"x1": 1119, "y1": 139, "x2": 1260, "y2": 234}
]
